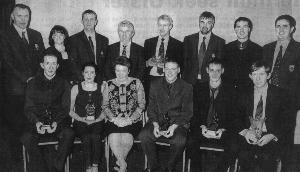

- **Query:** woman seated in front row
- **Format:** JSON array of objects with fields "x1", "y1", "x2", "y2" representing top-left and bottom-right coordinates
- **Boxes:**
[
  {"x1": 69, "y1": 63, "x2": 105, "y2": 172},
  {"x1": 102, "y1": 56, "x2": 146, "y2": 172}
]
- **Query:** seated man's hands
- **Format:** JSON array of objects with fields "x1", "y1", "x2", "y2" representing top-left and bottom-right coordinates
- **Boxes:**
[
  {"x1": 112, "y1": 117, "x2": 132, "y2": 127},
  {"x1": 257, "y1": 134, "x2": 275, "y2": 147},
  {"x1": 47, "y1": 122, "x2": 57, "y2": 134},
  {"x1": 163, "y1": 124, "x2": 178, "y2": 138},
  {"x1": 36, "y1": 122, "x2": 45, "y2": 134},
  {"x1": 146, "y1": 58, "x2": 157, "y2": 67},
  {"x1": 215, "y1": 129, "x2": 225, "y2": 139},
  {"x1": 244, "y1": 129, "x2": 258, "y2": 144},
  {"x1": 153, "y1": 122, "x2": 161, "y2": 138}
]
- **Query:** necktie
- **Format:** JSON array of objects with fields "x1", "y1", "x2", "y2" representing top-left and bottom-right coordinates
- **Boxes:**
[
  {"x1": 207, "y1": 88, "x2": 218, "y2": 130},
  {"x1": 198, "y1": 36, "x2": 206, "y2": 76},
  {"x1": 157, "y1": 38, "x2": 165, "y2": 74},
  {"x1": 255, "y1": 95, "x2": 263, "y2": 119},
  {"x1": 271, "y1": 45, "x2": 283, "y2": 86},
  {"x1": 22, "y1": 31, "x2": 28, "y2": 46},
  {"x1": 122, "y1": 45, "x2": 127, "y2": 56},
  {"x1": 88, "y1": 36, "x2": 96, "y2": 64}
]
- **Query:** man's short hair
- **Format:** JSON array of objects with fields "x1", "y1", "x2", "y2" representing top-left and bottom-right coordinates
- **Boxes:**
[
  {"x1": 275, "y1": 14, "x2": 296, "y2": 28},
  {"x1": 118, "y1": 20, "x2": 135, "y2": 33},
  {"x1": 250, "y1": 60, "x2": 271, "y2": 74},
  {"x1": 10, "y1": 4, "x2": 31, "y2": 25},
  {"x1": 48, "y1": 25, "x2": 69, "y2": 46},
  {"x1": 207, "y1": 58, "x2": 223, "y2": 68},
  {"x1": 165, "y1": 58, "x2": 180, "y2": 68},
  {"x1": 81, "y1": 9, "x2": 97, "y2": 20},
  {"x1": 157, "y1": 14, "x2": 173, "y2": 25},
  {"x1": 41, "y1": 53, "x2": 58, "y2": 63},
  {"x1": 199, "y1": 11, "x2": 215, "y2": 23},
  {"x1": 234, "y1": 17, "x2": 253, "y2": 32},
  {"x1": 113, "y1": 56, "x2": 131, "y2": 70}
]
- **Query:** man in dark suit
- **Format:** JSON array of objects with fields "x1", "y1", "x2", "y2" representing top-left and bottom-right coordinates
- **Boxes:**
[
  {"x1": 183, "y1": 11, "x2": 225, "y2": 85},
  {"x1": 1, "y1": 3, "x2": 45, "y2": 164},
  {"x1": 105, "y1": 20, "x2": 145, "y2": 81},
  {"x1": 189, "y1": 59, "x2": 237, "y2": 172},
  {"x1": 68, "y1": 9, "x2": 108, "y2": 83},
  {"x1": 144, "y1": 14, "x2": 183, "y2": 100},
  {"x1": 262, "y1": 15, "x2": 300, "y2": 171},
  {"x1": 139, "y1": 59, "x2": 193, "y2": 172},
  {"x1": 235, "y1": 61, "x2": 290, "y2": 172},
  {"x1": 224, "y1": 17, "x2": 262, "y2": 90}
]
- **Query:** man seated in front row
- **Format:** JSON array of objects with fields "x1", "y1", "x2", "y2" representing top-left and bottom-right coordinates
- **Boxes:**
[
  {"x1": 21, "y1": 54, "x2": 75, "y2": 172},
  {"x1": 139, "y1": 59, "x2": 193, "y2": 172},
  {"x1": 235, "y1": 60, "x2": 290, "y2": 172},
  {"x1": 188, "y1": 59, "x2": 237, "y2": 172}
]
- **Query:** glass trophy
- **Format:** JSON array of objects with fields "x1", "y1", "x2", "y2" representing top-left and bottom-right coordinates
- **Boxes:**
[
  {"x1": 159, "y1": 113, "x2": 171, "y2": 134},
  {"x1": 151, "y1": 55, "x2": 167, "y2": 75},
  {"x1": 249, "y1": 116, "x2": 266, "y2": 140},
  {"x1": 85, "y1": 94, "x2": 96, "y2": 121}
]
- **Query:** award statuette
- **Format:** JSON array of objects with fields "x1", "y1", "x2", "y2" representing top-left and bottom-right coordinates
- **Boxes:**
[
  {"x1": 151, "y1": 55, "x2": 168, "y2": 75},
  {"x1": 159, "y1": 113, "x2": 171, "y2": 134},
  {"x1": 42, "y1": 109, "x2": 53, "y2": 131},
  {"x1": 85, "y1": 93, "x2": 96, "y2": 121},
  {"x1": 249, "y1": 116, "x2": 266, "y2": 141}
]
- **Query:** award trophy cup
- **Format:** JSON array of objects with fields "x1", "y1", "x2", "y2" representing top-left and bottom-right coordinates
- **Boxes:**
[
  {"x1": 151, "y1": 55, "x2": 167, "y2": 75},
  {"x1": 249, "y1": 116, "x2": 266, "y2": 143},
  {"x1": 159, "y1": 113, "x2": 171, "y2": 135},
  {"x1": 205, "y1": 114, "x2": 219, "y2": 137},
  {"x1": 42, "y1": 109, "x2": 53, "y2": 132},
  {"x1": 85, "y1": 95, "x2": 96, "y2": 121}
]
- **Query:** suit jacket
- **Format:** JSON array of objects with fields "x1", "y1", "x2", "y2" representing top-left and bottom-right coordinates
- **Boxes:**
[
  {"x1": 235, "y1": 85, "x2": 290, "y2": 142},
  {"x1": 147, "y1": 78, "x2": 193, "y2": 127},
  {"x1": 191, "y1": 81, "x2": 236, "y2": 133},
  {"x1": 224, "y1": 40, "x2": 262, "y2": 89},
  {"x1": 68, "y1": 31, "x2": 109, "y2": 83},
  {"x1": 144, "y1": 36, "x2": 183, "y2": 76},
  {"x1": 182, "y1": 32, "x2": 225, "y2": 85},
  {"x1": 263, "y1": 39, "x2": 300, "y2": 109},
  {"x1": 105, "y1": 42, "x2": 145, "y2": 81},
  {"x1": 1, "y1": 26, "x2": 45, "y2": 95}
]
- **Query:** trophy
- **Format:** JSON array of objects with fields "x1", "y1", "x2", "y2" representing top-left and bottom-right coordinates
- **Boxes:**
[
  {"x1": 249, "y1": 116, "x2": 266, "y2": 142},
  {"x1": 151, "y1": 55, "x2": 167, "y2": 75},
  {"x1": 159, "y1": 113, "x2": 171, "y2": 135},
  {"x1": 205, "y1": 114, "x2": 220, "y2": 137},
  {"x1": 85, "y1": 94, "x2": 96, "y2": 121},
  {"x1": 42, "y1": 109, "x2": 53, "y2": 132}
]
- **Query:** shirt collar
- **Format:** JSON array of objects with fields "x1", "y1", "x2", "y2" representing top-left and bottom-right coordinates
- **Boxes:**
[
  {"x1": 84, "y1": 30, "x2": 96, "y2": 38},
  {"x1": 254, "y1": 83, "x2": 268, "y2": 95},
  {"x1": 199, "y1": 31, "x2": 211, "y2": 41},
  {"x1": 13, "y1": 24, "x2": 27, "y2": 37},
  {"x1": 159, "y1": 35, "x2": 169, "y2": 42},
  {"x1": 277, "y1": 38, "x2": 290, "y2": 48},
  {"x1": 120, "y1": 41, "x2": 131, "y2": 48}
]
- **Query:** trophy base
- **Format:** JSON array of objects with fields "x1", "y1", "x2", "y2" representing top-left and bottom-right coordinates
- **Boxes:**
[
  {"x1": 42, "y1": 125, "x2": 51, "y2": 130},
  {"x1": 204, "y1": 130, "x2": 220, "y2": 138}
]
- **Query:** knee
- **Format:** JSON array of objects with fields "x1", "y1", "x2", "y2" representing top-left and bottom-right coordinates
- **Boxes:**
[
  {"x1": 61, "y1": 128, "x2": 75, "y2": 140},
  {"x1": 170, "y1": 133, "x2": 187, "y2": 148},
  {"x1": 138, "y1": 128, "x2": 153, "y2": 143}
]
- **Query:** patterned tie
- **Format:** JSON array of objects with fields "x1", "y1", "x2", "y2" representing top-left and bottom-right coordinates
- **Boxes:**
[
  {"x1": 207, "y1": 88, "x2": 218, "y2": 130},
  {"x1": 22, "y1": 31, "x2": 28, "y2": 46},
  {"x1": 255, "y1": 95, "x2": 263, "y2": 119},
  {"x1": 198, "y1": 36, "x2": 206, "y2": 76},
  {"x1": 122, "y1": 45, "x2": 127, "y2": 56},
  {"x1": 270, "y1": 45, "x2": 283, "y2": 86},
  {"x1": 157, "y1": 38, "x2": 165, "y2": 74}
]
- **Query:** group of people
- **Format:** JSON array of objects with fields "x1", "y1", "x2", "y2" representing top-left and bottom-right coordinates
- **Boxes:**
[{"x1": 0, "y1": 3, "x2": 300, "y2": 172}]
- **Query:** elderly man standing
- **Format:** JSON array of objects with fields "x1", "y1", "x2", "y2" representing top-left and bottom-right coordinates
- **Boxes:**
[
  {"x1": 105, "y1": 20, "x2": 145, "y2": 81},
  {"x1": 1, "y1": 3, "x2": 45, "y2": 165},
  {"x1": 69, "y1": 9, "x2": 109, "y2": 83},
  {"x1": 139, "y1": 59, "x2": 193, "y2": 172}
]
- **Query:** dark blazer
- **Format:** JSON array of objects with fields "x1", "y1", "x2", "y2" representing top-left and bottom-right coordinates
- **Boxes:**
[
  {"x1": 147, "y1": 78, "x2": 193, "y2": 127},
  {"x1": 68, "y1": 31, "x2": 109, "y2": 83},
  {"x1": 144, "y1": 36, "x2": 183, "y2": 75},
  {"x1": 182, "y1": 32, "x2": 225, "y2": 85},
  {"x1": 263, "y1": 39, "x2": 300, "y2": 108},
  {"x1": 105, "y1": 42, "x2": 145, "y2": 81},
  {"x1": 191, "y1": 81, "x2": 236, "y2": 133},
  {"x1": 224, "y1": 40, "x2": 262, "y2": 89},
  {"x1": 235, "y1": 85, "x2": 290, "y2": 142},
  {"x1": 1, "y1": 26, "x2": 45, "y2": 95}
]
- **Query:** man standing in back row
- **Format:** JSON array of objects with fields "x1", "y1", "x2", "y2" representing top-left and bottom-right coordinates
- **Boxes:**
[
  {"x1": 68, "y1": 9, "x2": 109, "y2": 83},
  {"x1": 183, "y1": 11, "x2": 225, "y2": 85}
]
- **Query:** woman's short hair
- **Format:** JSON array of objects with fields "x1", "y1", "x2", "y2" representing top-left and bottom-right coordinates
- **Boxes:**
[
  {"x1": 48, "y1": 25, "x2": 69, "y2": 46},
  {"x1": 81, "y1": 62, "x2": 98, "y2": 73},
  {"x1": 113, "y1": 56, "x2": 131, "y2": 70}
]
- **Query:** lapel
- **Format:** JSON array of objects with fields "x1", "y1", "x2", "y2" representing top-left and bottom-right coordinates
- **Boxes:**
[
  {"x1": 205, "y1": 33, "x2": 215, "y2": 56},
  {"x1": 152, "y1": 36, "x2": 159, "y2": 57},
  {"x1": 268, "y1": 42, "x2": 276, "y2": 66},
  {"x1": 79, "y1": 31, "x2": 95, "y2": 61},
  {"x1": 281, "y1": 39, "x2": 295, "y2": 65},
  {"x1": 129, "y1": 42, "x2": 137, "y2": 63},
  {"x1": 194, "y1": 33, "x2": 199, "y2": 58},
  {"x1": 248, "y1": 88, "x2": 255, "y2": 118},
  {"x1": 115, "y1": 42, "x2": 121, "y2": 57},
  {"x1": 166, "y1": 36, "x2": 174, "y2": 57},
  {"x1": 95, "y1": 33, "x2": 104, "y2": 59}
]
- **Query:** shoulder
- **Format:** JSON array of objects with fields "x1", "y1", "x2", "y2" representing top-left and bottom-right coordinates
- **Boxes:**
[
  {"x1": 184, "y1": 32, "x2": 198, "y2": 41},
  {"x1": 248, "y1": 40, "x2": 262, "y2": 48},
  {"x1": 263, "y1": 41, "x2": 276, "y2": 49},
  {"x1": 169, "y1": 36, "x2": 182, "y2": 44},
  {"x1": 27, "y1": 28, "x2": 42, "y2": 36},
  {"x1": 178, "y1": 78, "x2": 193, "y2": 90},
  {"x1": 131, "y1": 42, "x2": 143, "y2": 49},
  {"x1": 109, "y1": 42, "x2": 119, "y2": 48},
  {"x1": 144, "y1": 36, "x2": 158, "y2": 45},
  {"x1": 225, "y1": 40, "x2": 237, "y2": 49},
  {"x1": 96, "y1": 33, "x2": 109, "y2": 42},
  {"x1": 69, "y1": 31, "x2": 84, "y2": 40},
  {"x1": 211, "y1": 33, "x2": 225, "y2": 43}
]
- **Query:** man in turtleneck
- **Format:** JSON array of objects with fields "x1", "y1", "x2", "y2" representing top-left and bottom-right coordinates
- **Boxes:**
[
  {"x1": 223, "y1": 17, "x2": 262, "y2": 91},
  {"x1": 262, "y1": 14, "x2": 300, "y2": 172},
  {"x1": 21, "y1": 54, "x2": 75, "y2": 172}
]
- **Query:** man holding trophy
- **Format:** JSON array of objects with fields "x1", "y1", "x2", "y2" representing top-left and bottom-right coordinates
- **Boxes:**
[
  {"x1": 21, "y1": 54, "x2": 75, "y2": 172},
  {"x1": 235, "y1": 60, "x2": 290, "y2": 172},
  {"x1": 139, "y1": 59, "x2": 193, "y2": 172}
]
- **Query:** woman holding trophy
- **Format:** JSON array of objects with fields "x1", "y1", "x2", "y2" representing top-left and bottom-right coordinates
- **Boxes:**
[
  {"x1": 102, "y1": 56, "x2": 146, "y2": 172},
  {"x1": 69, "y1": 63, "x2": 105, "y2": 172}
]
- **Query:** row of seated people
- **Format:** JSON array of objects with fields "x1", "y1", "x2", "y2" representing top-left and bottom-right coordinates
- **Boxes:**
[
  {"x1": 1, "y1": 3, "x2": 299, "y2": 172},
  {"x1": 21, "y1": 53, "x2": 289, "y2": 172}
]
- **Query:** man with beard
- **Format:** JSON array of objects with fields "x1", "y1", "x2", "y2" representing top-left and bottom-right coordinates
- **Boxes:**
[
  {"x1": 21, "y1": 54, "x2": 75, "y2": 172},
  {"x1": 183, "y1": 11, "x2": 225, "y2": 85},
  {"x1": 223, "y1": 17, "x2": 262, "y2": 90}
]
